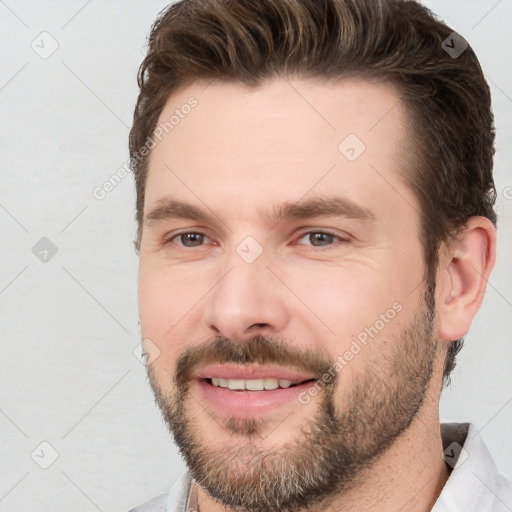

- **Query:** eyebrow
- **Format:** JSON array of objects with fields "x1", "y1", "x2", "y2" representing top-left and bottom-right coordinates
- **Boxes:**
[
  {"x1": 263, "y1": 196, "x2": 376, "y2": 225},
  {"x1": 144, "y1": 196, "x2": 376, "y2": 227}
]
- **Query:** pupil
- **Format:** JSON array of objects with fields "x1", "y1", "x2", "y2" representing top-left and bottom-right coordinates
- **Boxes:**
[
  {"x1": 311, "y1": 233, "x2": 333, "y2": 246},
  {"x1": 183, "y1": 233, "x2": 203, "y2": 246}
]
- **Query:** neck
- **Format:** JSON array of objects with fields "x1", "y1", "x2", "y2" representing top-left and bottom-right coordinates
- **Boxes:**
[{"x1": 317, "y1": 411, "x2": 450, "y2": 512}]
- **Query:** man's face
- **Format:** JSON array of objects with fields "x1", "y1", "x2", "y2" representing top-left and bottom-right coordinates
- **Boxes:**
[{"x1": 138, "y1": 78, "x2": 444, "y2": 511}]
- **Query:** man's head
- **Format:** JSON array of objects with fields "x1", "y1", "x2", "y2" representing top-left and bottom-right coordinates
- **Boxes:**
[{"x1": 130, "y1": 1, "x2": 496, "y2": 510}]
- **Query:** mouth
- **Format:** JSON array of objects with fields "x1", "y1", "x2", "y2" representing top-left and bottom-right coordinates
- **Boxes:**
[
  {"x1": 192, "y1": 364, "x2": 319, "y2": 417},
  {"x1": 204, "y1": 377, "x2": 313, "y2": 391}
]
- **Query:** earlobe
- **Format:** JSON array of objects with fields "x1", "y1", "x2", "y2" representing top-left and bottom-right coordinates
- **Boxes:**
[{"x1": 437, "y1": 217, "x2": 496, "y2": 342}]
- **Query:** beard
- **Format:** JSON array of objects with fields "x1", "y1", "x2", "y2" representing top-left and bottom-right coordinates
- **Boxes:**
[{"x1": 147, "y1": 282, "x2": 439, "y2": 512}]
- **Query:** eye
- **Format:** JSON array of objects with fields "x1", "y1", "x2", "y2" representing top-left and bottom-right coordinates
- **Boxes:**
[
  {"x1": 169, "y1": 231, "x2": 211, "y2": 248},
  {"x1": 296, "y1": 231, "x2": 347, "y2": 248}
]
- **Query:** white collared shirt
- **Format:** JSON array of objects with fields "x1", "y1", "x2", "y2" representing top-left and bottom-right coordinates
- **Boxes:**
[
  {"x1": 129, "y1": 422, "x2": 512, "y2": 512},
  {"x1": 432, "y1": 423, "x2": 512, "y2": 511}
]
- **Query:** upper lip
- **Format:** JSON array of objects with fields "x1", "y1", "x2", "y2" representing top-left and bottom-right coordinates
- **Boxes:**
[{"x1": 194, "y1": 364, "x2": 317, "y2": 383}]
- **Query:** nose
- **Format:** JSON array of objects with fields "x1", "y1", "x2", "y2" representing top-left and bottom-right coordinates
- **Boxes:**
[{"x1": 202, "y1": 247, "x2": 291, "y2": 341}]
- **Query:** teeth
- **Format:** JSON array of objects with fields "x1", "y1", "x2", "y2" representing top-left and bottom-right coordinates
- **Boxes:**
[
  {"x1": 210, "y1": 378, "x2": 295, "y2": 390},
  {"x1": 264, "y1": 378, "x2": 279, "y2": 390},
  {"x1": 228, "y1": 379, "x2": 245, "y2": 390},
  {"x1": 246, "y1": 379, "x2": 265, "y2": 391}
]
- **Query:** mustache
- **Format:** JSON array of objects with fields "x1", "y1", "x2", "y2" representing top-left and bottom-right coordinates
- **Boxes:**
[{"x1": 174, "y1": 335, "x2": 335, "y2": 390}]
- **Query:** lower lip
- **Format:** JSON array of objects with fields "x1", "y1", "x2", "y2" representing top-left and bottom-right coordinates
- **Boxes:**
[{"x1": 194, "y1": 379, "x2": 317, "y2": 417}]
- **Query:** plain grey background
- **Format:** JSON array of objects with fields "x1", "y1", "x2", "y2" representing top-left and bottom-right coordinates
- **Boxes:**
[{"x1": 0, "y1": 1, "x2": 511, "y2": 511}]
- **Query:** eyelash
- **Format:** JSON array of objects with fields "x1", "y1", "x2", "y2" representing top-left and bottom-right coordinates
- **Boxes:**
[{"x1": 166, "y1": 230, "x2": 349, "y2": 249}]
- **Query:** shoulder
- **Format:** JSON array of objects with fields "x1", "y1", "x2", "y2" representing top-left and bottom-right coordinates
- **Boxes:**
[
  {"x1": 127, "y1": 493, "x2": 168, "y2": 512},
  {"x1": 434, "y1": 422, "x2": 512, "y2": 511},
  {"x1": 127, "y1": 471, "x2": 192, "y2": 512}
]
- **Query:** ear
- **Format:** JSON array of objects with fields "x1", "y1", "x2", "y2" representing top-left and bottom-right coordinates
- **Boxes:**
[{"x1": 437, "y1": 216, "x2": 496, "y2": 342}]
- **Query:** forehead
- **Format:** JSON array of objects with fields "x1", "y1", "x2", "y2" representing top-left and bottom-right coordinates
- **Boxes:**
[{"x1": 145, "y1": 77, "x2": 417, "y2": 227}]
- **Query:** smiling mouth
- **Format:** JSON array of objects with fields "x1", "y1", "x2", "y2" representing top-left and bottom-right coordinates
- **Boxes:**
[{"x1": 204, "y1": 377, "x2": 315, "y2": 391}]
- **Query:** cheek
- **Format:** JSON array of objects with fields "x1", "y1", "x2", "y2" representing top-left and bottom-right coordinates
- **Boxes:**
[
  {"x1": 138, "y1": 267, "x2": 169, "y2": 331},
  {"x1": 286, "y1": 261, "x2": 416, "y2": 361},
  {"x1": 285, "y1": 263, "x2": 394, "y2": 334},
  {"x1": 138, "y1": 262, "x2": 212, "y2": 372},
  {"x1": 138, "y1": 261, "x2": 204, "y2": 328}
]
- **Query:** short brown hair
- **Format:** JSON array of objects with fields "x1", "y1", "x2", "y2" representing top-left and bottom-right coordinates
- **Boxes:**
[{"x1": 129, "y1": 0, "x2": 497, "y2": 388}]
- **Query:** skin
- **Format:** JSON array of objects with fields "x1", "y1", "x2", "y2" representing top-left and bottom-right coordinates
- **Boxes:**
[{"x1": 137, "y1": 77, "x2": 496, "y2": 512}]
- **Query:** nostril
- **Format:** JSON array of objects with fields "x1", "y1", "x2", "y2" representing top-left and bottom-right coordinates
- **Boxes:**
[{"x1": 250, "y1": 323, "x2": 268, "y2": 329}]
